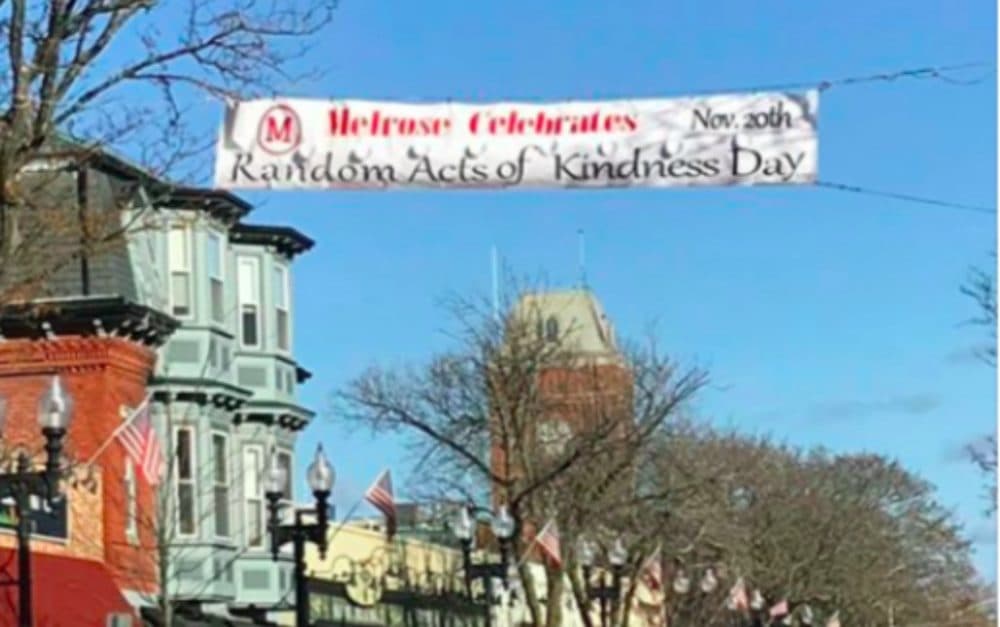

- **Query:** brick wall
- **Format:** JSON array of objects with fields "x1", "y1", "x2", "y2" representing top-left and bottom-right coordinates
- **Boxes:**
[
  {"x1": 0, "y1": 336, "x2": 159, "y2": 594},
  {"x1": 0, "y1": 469, "x2": 104, "y2": 561}
]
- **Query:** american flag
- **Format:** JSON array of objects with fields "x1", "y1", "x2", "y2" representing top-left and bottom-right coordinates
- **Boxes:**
[
  {"x1": 117, "y1": 395, "x2": 164, "y2": 486},
  {"x1": 640, "y1": 545, "x2": 663, "y2": 590},
  {"x1": 769, "y1": 599, "x2": 790, "y2": 618},
  {"x1": 365, "y1": 469, "x2": 396, "y2": 538},
  {"x1": 534, "y1": 519, "x2": 561, "y2": 567}
]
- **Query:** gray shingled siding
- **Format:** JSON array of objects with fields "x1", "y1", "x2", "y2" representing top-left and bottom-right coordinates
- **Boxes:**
[{"x1": 4, "y1": 166, "x2": 138, "y2": 301}]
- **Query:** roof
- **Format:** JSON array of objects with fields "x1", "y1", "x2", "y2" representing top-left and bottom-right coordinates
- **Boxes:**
[
  {"x1": 229, "y1": 223, "x2": 315, "y2": 258},
  {"x1": 513, "y1": 289, "x2": 620, "y2": 358},
  {"x1": 0, "y1": 295, "x2": 179, "y2": 347},
  {"x1": 156, "y1": 186, "x2": 253, "y2": 224},
  {"x1": 0, "y1": 549, "x2": 137, "y2": 627},
  {"x1": 39, "y1": 139, "x2": 253, "y2": 223}
]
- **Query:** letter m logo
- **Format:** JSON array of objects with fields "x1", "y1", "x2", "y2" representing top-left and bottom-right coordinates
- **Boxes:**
[{"x1": 256, "y1": 104, "x2": 302, "y2": 155}]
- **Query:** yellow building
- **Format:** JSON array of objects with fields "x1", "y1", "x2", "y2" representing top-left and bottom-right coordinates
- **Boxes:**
[
  {"x1": 278, "y1": 516, "x2": 662, "y2": 627},
  {"x1": 279, "y1": 518, "x2": 486, "y2": 626}
]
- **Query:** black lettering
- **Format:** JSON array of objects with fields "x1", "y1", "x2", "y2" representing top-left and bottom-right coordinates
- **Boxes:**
[
  {"x1": 437, "y1": 163, "x2": 457, "y2": 183},
  {"x1": 361, "y1": 163, "x2": 397, "y2": 183},
  {"x1": 731, "y1": 142, "x2": 762, "y2": 177},
  {"x1": 409, "y1": 156, "x2": 438, "y2": 182},
  {"x1": 231, "y1": 153, "x2": 257, "y2": 181},
  {"x1": 337, "y1": 163, "x2": 358, "y2": 182},
  {"x1": 554, "y1": 154, "x2": 585, "y2": 181},
  {"x1": 590, "y1": 160, "x2": 615, "y2": 180}
]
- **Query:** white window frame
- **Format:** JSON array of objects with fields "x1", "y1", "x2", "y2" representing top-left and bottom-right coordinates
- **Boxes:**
[
  {"x1": 273, "y1": 263, "x2": 291, "y2": 352},
  {"x1": 168, "y1": 224, "x2": 193, "y2": 319},
  {"x1": 243, "y1": 444, "x2": 265, "y2": 549},
  {"x1": 174, "y1": 426, "x2": 198, "y2": 538},
  {"x1": 208, "y1": 232, "x2": 226, "y2": 325},
  {"x1": 124, "y1": 462, "x2": 138, "y2": 542},
  {"x1": 238, "y1": 256, "x2": 261, "y2": 349},
  {"x1": 211, "y1": 431, "x2": 231, "y2": 540},
  {"x1": 276, "y1": 449, "x2": 293, "y2": 502}
]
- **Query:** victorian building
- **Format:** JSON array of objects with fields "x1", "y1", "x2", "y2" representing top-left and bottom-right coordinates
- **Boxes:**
[{"x1": 0, "y1": 149, "x2": 314, "y2": 624}]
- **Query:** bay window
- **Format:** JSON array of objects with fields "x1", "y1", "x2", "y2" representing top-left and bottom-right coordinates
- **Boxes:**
[
  {"x1": 212, "y1": 432, "x2": 231, "y2": 538},
  {"x1": 243, "y1": 445, "x2": 264, "y2": 548},
  {"x1": 274, "y1": 264, "x2": 290, "y2": 351},
  {"x1": 238, "y1": 256, "x2": 261, "y2": 348},
  {"x1": 175, "y1": 427, "x2": 197, "y2": 536},
  {"x1": 208, "y1": 233, "x2": 225, "y2": 324},
  {"x1": 168, "y1": 225, "x2": 192, "y2": 317}
]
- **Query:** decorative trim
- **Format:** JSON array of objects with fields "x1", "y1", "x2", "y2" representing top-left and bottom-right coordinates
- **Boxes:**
[
  {"x1": 0, "y1": 297, "x2": 178, "y2": 347},
  {"x1": 230, "y1": 223, "x2": 315, "y2": 258}
]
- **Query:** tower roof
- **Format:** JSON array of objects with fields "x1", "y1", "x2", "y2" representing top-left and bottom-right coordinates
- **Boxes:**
[{"x1": 513, "y1": 289, "x2": 620, "y2": 359}]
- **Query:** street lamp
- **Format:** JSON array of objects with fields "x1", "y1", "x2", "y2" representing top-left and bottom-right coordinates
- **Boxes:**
[
  {"x1": 265, "y1": 444, "x2": 334, "y2": 627},
  {"x1": 452, "y1": 504, "x2": 516, "y2": 627},
  {"x1": 666, "y1": 566, "x2": 720, "y2": 626},
  {"x1": 0, "y1": 376, "x2": 73, "y2": 627},
  {"x1": 577, "y1": 536, "x2": 628, "y2": 627}
]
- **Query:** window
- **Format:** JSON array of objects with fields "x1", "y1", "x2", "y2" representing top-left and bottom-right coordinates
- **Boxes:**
[
  {"x1": 175, "y1": 428, "x2": 197, "y2": 536},
  {"x1": 243, "y1": 445, "x2": 264, "y2": 548},
  {"x1": 212, "y1": 433, "x2": 230, "y2": 538},
  {"x1": 124, "y1": 462, "x2": 137, "y2": 540},
  {"x1": 545, "y1": 316, "x2": 559, "y2": 342},
  {"x1": 276, "y1": 450, "x2": 293, "y2": 501},
  {"x1": 208, "y1": 233, "x2": 225, "y2": 323},
  {"x1": 208, "y1": 337, "x2": 218, "y2": 369},
  {"x1": 273, "y1": 265, "x2": 290, "y2": 351},
  {"x1": 238, "y1": 257, "x2": 260, "y2": 348},
  {"x1": 275, "y1": 366, "x2": 283, "y2": 392},
  {"x1": 168, "y1": 225, "x2": 192, "y2": 317}
]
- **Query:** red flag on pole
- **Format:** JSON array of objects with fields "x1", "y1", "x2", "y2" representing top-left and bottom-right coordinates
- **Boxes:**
[
  {"x1": 533, "y1": 519, "x2": 562, "y2": 567},
  {"x1": 640, "y1": 545, "x2": 663, "y2": 590}
]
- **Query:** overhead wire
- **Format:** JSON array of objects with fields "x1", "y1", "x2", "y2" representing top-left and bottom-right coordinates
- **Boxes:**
[{"x1": 814, "y1": 181, "x2": 996, "y2": 217}]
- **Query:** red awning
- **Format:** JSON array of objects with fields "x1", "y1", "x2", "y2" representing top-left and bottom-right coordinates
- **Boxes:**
[{"x1": 0, "y1": 548, "x2": 137, "y2": 627}]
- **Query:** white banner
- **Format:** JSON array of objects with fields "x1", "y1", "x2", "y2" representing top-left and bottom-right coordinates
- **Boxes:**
[{"x1": 214, "y1": 91, "x2": 818, "y2": 191}]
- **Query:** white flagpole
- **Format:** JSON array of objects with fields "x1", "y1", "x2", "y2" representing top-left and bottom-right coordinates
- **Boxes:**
[{"x1": 85, "y1": 392, "x2": 153, "y2": 466}]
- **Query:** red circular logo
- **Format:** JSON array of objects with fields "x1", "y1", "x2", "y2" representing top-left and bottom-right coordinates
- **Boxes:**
[{"x1": 256, "y1": 104, "x2": 302, "y2": 155}]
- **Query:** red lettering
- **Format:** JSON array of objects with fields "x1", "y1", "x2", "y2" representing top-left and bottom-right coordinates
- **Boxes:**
[{"x1": 266, "y1": 116, "x2": 293, "y2": 143}]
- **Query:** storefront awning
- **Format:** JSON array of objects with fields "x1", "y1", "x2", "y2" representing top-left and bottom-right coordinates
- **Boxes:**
[{"x1": 0, "y1": 548, "x2": 137, "y2": 627}]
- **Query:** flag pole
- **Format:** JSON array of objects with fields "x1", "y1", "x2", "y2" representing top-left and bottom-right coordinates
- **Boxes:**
[
  {"x1": 84, "y1": 392, "x2": 153, "y2": 466},
  {"x1": 327, "y1": 497, "x2": 364, "y2": 544}
]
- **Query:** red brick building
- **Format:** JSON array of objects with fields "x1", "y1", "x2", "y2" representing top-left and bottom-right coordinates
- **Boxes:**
[
  {"x1": 0, "y1": 297, "x2": 176, "y2": 625},
  {"x1": 490, "y1": 290, "x2": 633, "y2": 553}
]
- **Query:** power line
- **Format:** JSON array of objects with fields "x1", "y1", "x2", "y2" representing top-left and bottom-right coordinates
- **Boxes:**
[
  {"x1": 815, "y1": 180, "x2": 996, "y2": 216},
  {"x1": 678, "y1": 62, "x2": 995, "y2": 97}
]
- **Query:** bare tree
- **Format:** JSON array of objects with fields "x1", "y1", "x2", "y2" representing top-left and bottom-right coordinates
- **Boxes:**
[
  {"x1": 960, "y1": 258, "x2": 997, "y2": 516},
  {"x1": 0, "y1": 0, "x2": 337, "y2": 305},
  {"x1": 632, "y1": 427, "x2": 994, "y2": 627},
  {"x1": 336, "y1": 283, "x2": 708, "y2": 627}
]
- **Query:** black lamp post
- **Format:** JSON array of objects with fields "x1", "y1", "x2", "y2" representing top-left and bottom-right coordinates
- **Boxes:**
[
  {"x1": 265, "y1": 444, "x2": 334, "y2": 627},
  {"x1": 451, "y1": 504, "x2": 516, "y2": 627},
  {"x1": 577, "y1": 537, "x2": 629, "y2": 627},
  {"x1": 0, "y1": 376, "x2": 73, "y2": 627}
]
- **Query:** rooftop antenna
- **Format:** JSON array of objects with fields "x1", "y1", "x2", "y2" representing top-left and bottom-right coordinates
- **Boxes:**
[
  {"x1": 577, "y1": 229, "x2": 588, "y2": 289},
  {"x1": 491, "y1": 245, "x2": 500, "y2": 322}
]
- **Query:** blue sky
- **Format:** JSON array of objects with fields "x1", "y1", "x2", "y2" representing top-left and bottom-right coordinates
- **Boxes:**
[{"x1": 216, "y1": 1, "x2": 997, "y2": 577}]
